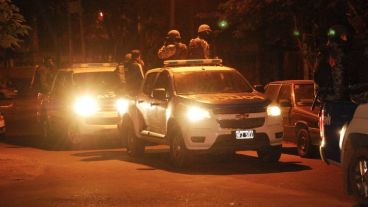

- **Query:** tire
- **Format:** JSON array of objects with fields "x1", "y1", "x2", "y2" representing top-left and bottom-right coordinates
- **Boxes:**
[
  {"x1": 66, "y1": 121, "x2": 82, "y2": 146},
  {"x1": 40, "y1": 119, "x2": 50, "y2": 140},
  {"x1": 257, "y1": 145, "x2": 282, "y2": 163},
  {"x1": 296, "y1": 128, "x2": 313, "y2": 157},
  {"x1": 120, "y1": 118, "x2": 129, "y2": 147},
  {"x1": 126, "y1": 120, "x2": 145, "y2": 157},
  {"x1": 348, "y1": 147, "x2": 368, "y2": 205},
  {"x1": 169, "y1": 128, "x2": 191, "y2": 168},
  {"x1": 39, "y1": 119, "x2": 63, "y2": 149}
]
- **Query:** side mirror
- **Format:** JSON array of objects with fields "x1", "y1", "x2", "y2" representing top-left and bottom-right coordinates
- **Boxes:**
[
  {"x1": 254, "y1": 84, "x2": 265, "y2": 93},
  {"x1": 152, "y1": 88, "x2": 167, "y2": 100},
  {"x1": 279, "y1": 99, "x2": 292, "y2": 107}
]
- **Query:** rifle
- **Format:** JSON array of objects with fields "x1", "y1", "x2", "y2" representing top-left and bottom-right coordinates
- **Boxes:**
[
  {"x1": 311, "y1": 91, "x2": 324, "y2": 117},
  {"x1": 311, "y1": 91, "x2": 319, "y2": 111}
]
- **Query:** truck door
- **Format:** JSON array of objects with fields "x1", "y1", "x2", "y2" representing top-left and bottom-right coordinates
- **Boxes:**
[
  {"x1": 136, "y1": 72, "x2": 158, "y2": 132},
  {"x1": 277, "y1": 84, "x2": 293, "y2": 138},
  {"x1": 47, "y1": 72, "x2": 72, "y2": 126},
  {"x1": 148, "y1": 71, "x2": 171, "y2": 137}
]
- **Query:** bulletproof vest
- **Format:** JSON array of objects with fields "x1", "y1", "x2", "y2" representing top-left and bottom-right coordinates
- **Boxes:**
[
  {"x1": 188, "y1": 38, "x2": 207, "y2": 59},
  {"x1": 314, "y1": 51, "x2": 333, "y2": 94},
  {"x1": 170, "y1": 43, "x2": 187, "y2": 60}
]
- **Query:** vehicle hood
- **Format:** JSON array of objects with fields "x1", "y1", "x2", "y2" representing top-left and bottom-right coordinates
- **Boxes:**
[
  {"x1": 74, "y1": 89, "x2": 117, "y2": 100},
  {"x1": 177, "y1": 92, "x2": 269, "y2": 106}
]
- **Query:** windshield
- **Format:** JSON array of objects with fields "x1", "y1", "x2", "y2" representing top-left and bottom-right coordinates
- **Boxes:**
[
  {"x1": 73, "y1": 71, "x2": 120, "y2": 91},
  {"x1": 294, "y1": 84, "x2": 314, "y2": 106},
  {"x1": 173, "y1": 70, "x2": 253, "y2": 95}
]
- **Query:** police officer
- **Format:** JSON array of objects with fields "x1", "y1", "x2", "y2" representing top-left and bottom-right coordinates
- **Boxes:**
[
  {"x1": 125, "y1": 50, "x2": 144, "y2": 96},
  {"x1": 316, "y1": 25, "x2": 358, "y2": 163},
  {"x1": 30, "y1": 56, "x2": 56, "y2": 95},
  {"x1": 158, "y1": 30, "x2": 187, "y2": 60},
  {"x1": 326, "y1": 25, "x2": 351, "y2": 101},
  {"x1": 188, "y1": 24, "x2": 212, "y2": 59}
]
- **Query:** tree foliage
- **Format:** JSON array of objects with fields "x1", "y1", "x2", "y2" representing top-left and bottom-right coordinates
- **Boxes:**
[
  {"x1": 220, "y1": 0, "x2": 368, "y2": 79},
  {"x1": 0, "y1": 0, "x2": 30, "y2": 49}
]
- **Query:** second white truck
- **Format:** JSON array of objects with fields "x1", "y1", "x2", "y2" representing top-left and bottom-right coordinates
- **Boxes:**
[{"x1": 119, "y1": 59, "x2": 284, "y2": 167}]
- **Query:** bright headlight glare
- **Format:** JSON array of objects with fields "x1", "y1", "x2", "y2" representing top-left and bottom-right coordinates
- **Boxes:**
[
  {"x1": 116, "y1": 99, "x2": 129, "y2": 114},
  {"x1": 186, "y1": 106, "x2": 211, "y2": 122},
  {"x1": 267, "y1": 105, "x2": 281, "y2": 117},
  {"x1": 73, "y1": 96, "x2": 99, "y2": 116}
]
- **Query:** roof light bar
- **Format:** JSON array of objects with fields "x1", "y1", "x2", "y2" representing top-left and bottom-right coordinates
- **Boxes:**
[
  {"x1": 72, "y1": 63, "x2": 117, "y2": 68},
  {"x1": 164, "y1": 59, "x2": 222, "y2": 67}
]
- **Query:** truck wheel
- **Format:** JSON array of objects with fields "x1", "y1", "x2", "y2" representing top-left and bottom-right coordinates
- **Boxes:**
[
  {"x1": 126, "y1": 120, "x2": 145, "y2": 157},
  {"x1": 257, "y1": 145, "x2": 282, "y2": 163},
  {"x1": 297, "y1": 128, "x2": 313, "y2": 157},
  {"x1": 120, "y1": 117, "x2": 129, "y2": 147},
  {"x1": 41, "y1": 119, "x2": 50, "y2": 140},
  {"x1": 348, "y1": 147, "x2": 368, "y2": 205},
  {"x1": 65, "y1": 122, "x2": 82, "y2": 149},
  {"x1": 170, "y1": 129, "x2": 191, "y2": 168}
]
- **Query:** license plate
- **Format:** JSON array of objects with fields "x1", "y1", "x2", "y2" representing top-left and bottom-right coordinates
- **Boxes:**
[{"x1": 235, "y1": 130, "x2": 254, "y2": 139}]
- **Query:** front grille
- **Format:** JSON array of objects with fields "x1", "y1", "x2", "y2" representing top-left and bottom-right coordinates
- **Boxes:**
[
  {"x1": 213, "y1": 106, "x2": 266, "y2": 114},
  {"x1": 98, "y1": 99, "x2": 116, "y2": 111},
  {"x1": 86, "y1": 117, "x2": 118, "y2": 125},
  {"x1": 217, "y1": 117, "x2": 265, "y2": 129}
]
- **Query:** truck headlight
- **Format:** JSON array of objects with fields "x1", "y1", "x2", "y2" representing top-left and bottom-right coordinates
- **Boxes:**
[
  {"x1": 267, "y1": 105, "x2": 281, "y2": 117},
  {"x1": 186, "y1": 106, "x2": 211, "y2": 122},
  {"x1": 73, "y1": 96, "x2": 99, "y2": 117},
  {"x1": 116, "y1": 98, "x2": 129, "y2": 114}
]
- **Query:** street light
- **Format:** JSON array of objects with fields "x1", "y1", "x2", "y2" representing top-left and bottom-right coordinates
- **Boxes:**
[
  {"x1": 98, "y1": 10, "x2": 104, "y2": 21},
  {"x1": 218, "y1": 19, "x2": 229, "y2": 29}
]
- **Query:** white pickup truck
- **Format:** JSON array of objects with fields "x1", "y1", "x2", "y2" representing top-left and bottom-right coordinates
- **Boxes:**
[{"x1": 118, "y1": 59, "x2": 283, "y2": 167}]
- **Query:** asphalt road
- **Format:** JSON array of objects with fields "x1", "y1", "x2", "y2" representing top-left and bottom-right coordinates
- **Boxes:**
[{"x1": 0, "y1": 97, "x2": 357, "y2": 207}]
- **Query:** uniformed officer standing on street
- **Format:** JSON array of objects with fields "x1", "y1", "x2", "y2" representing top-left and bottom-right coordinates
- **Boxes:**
[
  {"x1": 315, "y1": 25, "x2": 358, "y2": 163},
  {"x1": 125, "y1": 50, "x2": 144, "y2": 96},
  {"x1": 30, "y1": 56, "x2": 56, "y2": 95}
]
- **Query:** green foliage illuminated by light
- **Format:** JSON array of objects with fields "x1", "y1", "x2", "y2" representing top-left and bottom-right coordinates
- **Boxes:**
[
  {"x1": 218, "y1": 20, "x2": 229, "y2": 29},
  {"x1": 328, "y1": 29, "x2": 336, "y2": 37}
]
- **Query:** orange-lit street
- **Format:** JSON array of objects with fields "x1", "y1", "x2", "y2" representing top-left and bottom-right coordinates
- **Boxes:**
[{"x1": 0, "y1": 97, "x2": 355, "y2": 207}]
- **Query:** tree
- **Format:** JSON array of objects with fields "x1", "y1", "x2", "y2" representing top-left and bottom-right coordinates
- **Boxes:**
[
  {"x1": 0, "y1": 0, "x2": 30, "y2": 49},
  {"x1": 220, "y1": 0, "x2": 365, "y2": 80}
]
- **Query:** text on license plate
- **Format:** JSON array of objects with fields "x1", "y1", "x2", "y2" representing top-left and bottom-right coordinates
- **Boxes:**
[{"x1": 236, "y1": 130, "x2": 254, "y2": 139}]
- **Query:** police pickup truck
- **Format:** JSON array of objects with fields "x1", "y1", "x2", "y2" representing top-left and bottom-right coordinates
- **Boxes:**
[
  {"x1": 38, "y1": 63, "x2": 127, "y2": 146},
  {"x1": 119, "y1": 59, "x2": 283, "y2": 167}
]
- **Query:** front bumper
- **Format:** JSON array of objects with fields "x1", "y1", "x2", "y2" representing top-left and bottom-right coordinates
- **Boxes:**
[
  {"x1": 76, "y1": 111, "x2": 118, "y2": 136},
  {"x1": 179, "y1": 112, "x2": 283, "y2": 151}
]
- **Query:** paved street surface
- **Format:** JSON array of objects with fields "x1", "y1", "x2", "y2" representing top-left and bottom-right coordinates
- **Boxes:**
[{"x1": 0, "y1": 97, "x2": 356, "y2": 207}]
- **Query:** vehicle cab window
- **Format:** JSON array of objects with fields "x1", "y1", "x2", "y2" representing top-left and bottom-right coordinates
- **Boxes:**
[
  {"x1": 153, "y1": 71, "x2": 172, "y2": 97},
  {"x1": 50, "y1": 72, "x2": 72, "y2": 97},
  {"x1": 265, "y1": 84, "x2": 281, "y2": 102},
  {"x1": 278, "y1": 84, "x2": 292, "y2": 104},
  {"x1": 294, "y1": 84, "x2": 314, "y2": 106},
  {"x1": 142, "y1": 72, "x2": 158, "y2": 95}
]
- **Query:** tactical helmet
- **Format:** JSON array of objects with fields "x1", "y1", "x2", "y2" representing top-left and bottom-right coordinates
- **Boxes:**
[
  {"x1": 198, "y1": 24, "x2": 212, "y2": 33},
  {"x1": 167, "y1": 30, "x2": 181, "y2": 40},
  {"x1": 131, "y1": 49, "x2": 141, "y2": 59}
]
